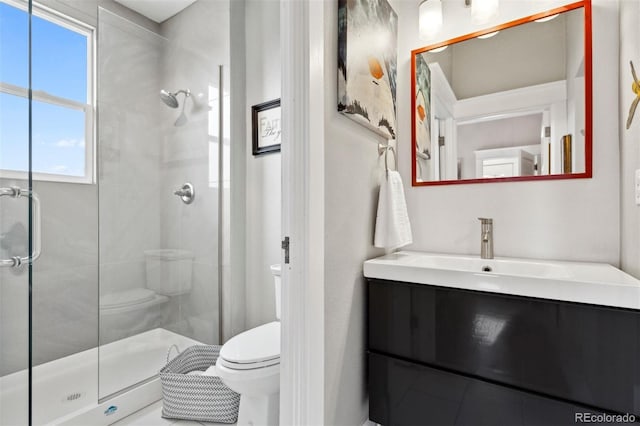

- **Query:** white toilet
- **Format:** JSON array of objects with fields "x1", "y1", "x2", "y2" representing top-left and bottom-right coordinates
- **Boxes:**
[
  {"x1": 100, "y1": 249, "x2": 194, "y2": 343},
  {"x1": 216, "y1": 264, "x2": 281, "y2": 426}
]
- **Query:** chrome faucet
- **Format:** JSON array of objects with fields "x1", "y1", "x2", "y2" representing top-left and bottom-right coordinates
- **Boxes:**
[{"x1": 478, "y1": 218, "x2": 494, "y2": 259}]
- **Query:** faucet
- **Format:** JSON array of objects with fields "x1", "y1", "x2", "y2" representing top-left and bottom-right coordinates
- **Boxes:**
[
  {"x1": 478, "y1": 218, "x2": 494, "y2": 259},
  {"x1": 174, "y1": 182, "x2": 195, "y2": 204}
]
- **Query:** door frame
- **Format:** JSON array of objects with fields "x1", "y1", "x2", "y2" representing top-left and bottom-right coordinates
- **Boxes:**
[{"x1": 279, "y1": 0, "x2": 325, "y2": 424}]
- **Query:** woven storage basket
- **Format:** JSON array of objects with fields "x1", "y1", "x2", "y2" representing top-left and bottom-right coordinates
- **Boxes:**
[{"x1": 159, "y1": 345, "x2": 240, "y2": 423}]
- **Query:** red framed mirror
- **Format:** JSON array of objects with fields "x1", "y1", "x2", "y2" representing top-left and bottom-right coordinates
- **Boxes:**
[{"x1": 411, "y1": 0, "x2": 592, "y2": 186}]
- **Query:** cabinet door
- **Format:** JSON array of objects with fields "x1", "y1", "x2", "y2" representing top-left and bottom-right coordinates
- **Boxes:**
[
  {"x1": 481, "y1": 159, "x2": 516, "y2": 178},
  {"x1": 368, "y1": 279, "x2": 640, "y2": 415},
  {"x1": 369, "y1": 352, "x2": 607, "y2": 426}
]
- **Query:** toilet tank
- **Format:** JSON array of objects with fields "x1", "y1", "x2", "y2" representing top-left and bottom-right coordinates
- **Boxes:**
[
  {"x1": 144, "y1": 249, "x2": 194, "y2": 296},
  {"x1": 270, "y1": 264, "x2": 281, "y2": 320}
]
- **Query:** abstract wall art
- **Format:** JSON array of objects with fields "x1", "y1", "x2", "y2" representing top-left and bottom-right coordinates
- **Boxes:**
[{"x1": 338, "y1": 0, "x2": 398, "y2": 139}]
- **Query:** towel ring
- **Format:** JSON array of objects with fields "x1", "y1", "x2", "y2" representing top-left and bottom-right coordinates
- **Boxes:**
[{"x1": 378, "y1": 143, "x2": 397, "y2": 178}]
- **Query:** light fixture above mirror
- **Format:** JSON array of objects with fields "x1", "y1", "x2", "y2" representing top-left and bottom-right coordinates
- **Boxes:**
[
  {"x1": 419, "y1": 0, "x2": 443, "y2": 40},
  {"x1": 419, "y1": 0, "x2": 500, "y2": 40}
]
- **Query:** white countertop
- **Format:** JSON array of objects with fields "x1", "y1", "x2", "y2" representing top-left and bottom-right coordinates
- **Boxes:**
[{"x1": 363, "y1": 251, "x2": 640, "y2": 310}]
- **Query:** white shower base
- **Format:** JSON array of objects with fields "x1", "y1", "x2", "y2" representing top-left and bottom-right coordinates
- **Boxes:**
[{"x1": 0, "y1": 328, "x2": 201, "y2": 426}]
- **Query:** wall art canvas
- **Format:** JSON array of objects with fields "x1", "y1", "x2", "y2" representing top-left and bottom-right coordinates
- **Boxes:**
[
  {"x1": 414, "y1": 52, "x2": 432, "y2": 180},
  {"x1": 252, "y1": 99, "x2": 281, "y2": 156},
  {"x1": 338, "y1": 0, "x2": 398, "y2": 139},
  {"x1": 627, "y1": 60, "x2": 640, "y2": 130}
]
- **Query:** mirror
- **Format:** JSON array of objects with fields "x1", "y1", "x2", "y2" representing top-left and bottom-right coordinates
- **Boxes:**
[{"x1": 411, "y1": 1, "x2": 591, "y2": 186}]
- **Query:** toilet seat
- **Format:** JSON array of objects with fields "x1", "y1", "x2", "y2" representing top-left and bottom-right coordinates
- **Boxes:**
[
  {"x1": 100, "y1": 288, "x2": 169, "y2": 315},
  {"x1": 219, "y1": 322, "x2": 280, "y2": 370},
  {"x1": 100, "y1": 288, "x2": 156, "y2": 309}
]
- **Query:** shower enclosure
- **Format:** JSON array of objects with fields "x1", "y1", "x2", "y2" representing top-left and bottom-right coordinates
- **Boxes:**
[{"x1": 0, "y1": 0, "x2": 231, "y2": 424}]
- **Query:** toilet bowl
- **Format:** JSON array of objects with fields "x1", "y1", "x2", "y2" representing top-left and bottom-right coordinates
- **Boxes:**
[
  {"x1": 99, "y1": 288, "x2": 169, "y2": 344},
  {"x1": 217, "y1": 264, "x2": 281, "y2": 426},
  {"x1": 99, "y1": 250, "x2": 194, "y2": 344}
]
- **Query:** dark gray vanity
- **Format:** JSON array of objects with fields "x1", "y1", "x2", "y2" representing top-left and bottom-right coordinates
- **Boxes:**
[{"x1": 367, "y1": 277, "x2": 640, "y2": 425}]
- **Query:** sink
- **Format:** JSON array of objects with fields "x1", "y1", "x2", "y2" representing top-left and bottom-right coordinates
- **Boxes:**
[
  {"x1": 364, "y1": 251, "x2": 640, "y2": 309},
  {"x1": 397, "y1": 252, "x2": 572, "y2": 278}
]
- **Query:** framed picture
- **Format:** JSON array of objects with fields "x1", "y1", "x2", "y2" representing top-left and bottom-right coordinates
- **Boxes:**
[
  {"x1": 338, "y1": 0, "x2": 398, "y2": 139},
  {"x1": 252, "y1": 99, "x2": 281, "y2": 155}
]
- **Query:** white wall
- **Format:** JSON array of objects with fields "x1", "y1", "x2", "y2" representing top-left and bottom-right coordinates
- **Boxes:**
[
  {"x1": 399, "y1": 0, "x2": 620, "y2": 264},
  {"x1": 620, "y1": 0, "x2": 640, "y2": 278},
  {"x1": 424, "y1": 0, "x2": 585, "y2": 44},
  {"x1": 320, "y1": 1, "x2": 620, "y2": 425},
  {"x1": 447, "y1": 14, "x2": 567, "y2": 99},
  {"x1": 244, "y1": 0, "x2": 282, "y2": 329},
  {"x1": 566, "y1": 8, "x2": 586, "y2": 173},
  {"x1": 323, "y1": 0, "x2": 387, "y2": 424},
  {"x1": 457, "y1": 114, "x2": 542, "y2": 179}
]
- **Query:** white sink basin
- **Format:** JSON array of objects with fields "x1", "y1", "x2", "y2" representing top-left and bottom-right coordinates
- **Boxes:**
[{"x1": 363, "y1": 251, "x2": 640, "y2": 309}]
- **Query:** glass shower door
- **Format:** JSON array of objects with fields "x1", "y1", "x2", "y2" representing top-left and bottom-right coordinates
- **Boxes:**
[
  {"x1": 2, "y1": 1, "x2": 100, "y2": 423},
  {"x1": 97, "y1": 4, "x2": 223, "y2": 400},
  {"x1": 0, "y1": 0, "x2": 32, "y2": 424}
]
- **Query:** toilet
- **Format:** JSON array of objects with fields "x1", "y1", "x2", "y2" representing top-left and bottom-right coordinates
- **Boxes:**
[
  {"x1": 99, "y1": 249, "x2": 194, "y2": 344},
  {"x1": 216, "y1": 264, "x2": 281, "y2": 426}
]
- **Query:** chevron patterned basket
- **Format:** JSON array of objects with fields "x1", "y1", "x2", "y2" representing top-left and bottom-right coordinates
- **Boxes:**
[{"x1": 160, "y1": 345, "x2": 240, "y2": 423}]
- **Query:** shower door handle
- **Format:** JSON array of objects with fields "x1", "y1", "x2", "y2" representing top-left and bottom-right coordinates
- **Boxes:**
[{"x1": 0, "y1": 187, "x2": 42, "y2": 268}]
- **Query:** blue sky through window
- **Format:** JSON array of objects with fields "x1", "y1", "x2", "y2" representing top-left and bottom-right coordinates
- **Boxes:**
[{"x1": 0, "y1": 1, "x2": 89, "y2": 178}]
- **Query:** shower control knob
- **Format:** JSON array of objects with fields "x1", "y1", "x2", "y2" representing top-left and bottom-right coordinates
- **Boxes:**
[{"x1": 174, "y1": 183, "x2": 195, "y2": 204}]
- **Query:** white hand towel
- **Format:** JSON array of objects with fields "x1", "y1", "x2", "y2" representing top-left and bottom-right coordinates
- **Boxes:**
[{"x1": 374, "y1": 170, "x2": 412, "y2": 250}]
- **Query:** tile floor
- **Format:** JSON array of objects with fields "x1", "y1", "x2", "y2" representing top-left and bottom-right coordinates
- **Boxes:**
[{"x1": 113, "y1": 401, "x2": 235, "y2": 426}]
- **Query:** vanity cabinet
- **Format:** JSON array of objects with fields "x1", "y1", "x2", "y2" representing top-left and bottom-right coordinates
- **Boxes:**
[{"x1": 367, "y1": 278, "x2": 640, "y2": 425}]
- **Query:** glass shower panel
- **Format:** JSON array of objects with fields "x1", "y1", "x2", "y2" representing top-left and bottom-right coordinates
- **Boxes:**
[
  {"x1": 97, "y1": 6, "x2": 221, "y2": 399},
  {"x1": 0, "y1": 1, "x2": 31, "y2": 424},
  {"x1": 160, "y1": 35, "x2": 222, "y2": 349},
  {"x1": 1, "y1": 0, "x2": 230, "y2": 421},
  {"x1": 28, "y1": 2, "x2": 99, "y2": 424}
]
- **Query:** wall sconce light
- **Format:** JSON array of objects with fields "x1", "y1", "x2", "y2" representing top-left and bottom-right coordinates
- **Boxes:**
[
  {"x1": 419, "y1": 0, "x2": 443, "y2": 40},
  {"x1": 470, "y1": 0, "x2": 499, "y2": 24},
  {"x1": 419, "y1": 0, "x2": 500, "y2": 41}
]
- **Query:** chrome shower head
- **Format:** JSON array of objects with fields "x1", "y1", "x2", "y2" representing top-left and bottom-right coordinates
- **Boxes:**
[
  {"x1": 160, "y1": 90, "x2": 178, "y2": 108},
  {"x1": 160, "y1": 89, "x2": 190, "y2": 108}
]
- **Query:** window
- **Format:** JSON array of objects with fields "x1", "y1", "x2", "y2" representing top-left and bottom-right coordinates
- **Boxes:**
[{"x1": 0, "y1": 0, "x2": 94, "y2": 183}]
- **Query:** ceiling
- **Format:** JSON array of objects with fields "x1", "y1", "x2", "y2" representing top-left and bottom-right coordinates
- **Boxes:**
[{"x1": 113, "y1": 0, "x2": 198, "y2": 23}]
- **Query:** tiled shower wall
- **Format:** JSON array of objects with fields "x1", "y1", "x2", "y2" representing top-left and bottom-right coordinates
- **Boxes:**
[
  {"x1": 97, "y1": 7, "x2": 164, "y2": 337},
  {"x1": 157, "y1": 0, "x2": 230, "y2": 344}
]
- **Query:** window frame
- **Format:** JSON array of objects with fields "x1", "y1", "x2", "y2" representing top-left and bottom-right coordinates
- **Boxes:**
[{"x1": 0, "y1": 0, "x2": 96, "y2": 184}]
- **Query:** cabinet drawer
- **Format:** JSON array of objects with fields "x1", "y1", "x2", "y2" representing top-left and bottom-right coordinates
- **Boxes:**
[
  {"x1": 368, "y1": 279, "x2": 640, "y2": 415},
  {"x1": 369, "y1": 352, "x2": 607, "y2": 426}
]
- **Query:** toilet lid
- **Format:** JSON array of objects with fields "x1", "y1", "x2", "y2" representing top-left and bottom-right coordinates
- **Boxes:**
[
  {"x1": 219, "y1": 322, "x2": 280, "y2": 368},
  {"x1": 100, "y1": 288, "x2": 156, "y2": 309}
]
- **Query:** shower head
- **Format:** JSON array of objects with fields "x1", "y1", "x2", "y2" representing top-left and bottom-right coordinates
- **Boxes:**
[{"x1": 160, "y1": 89, "x2": 190, "y2": 108}]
